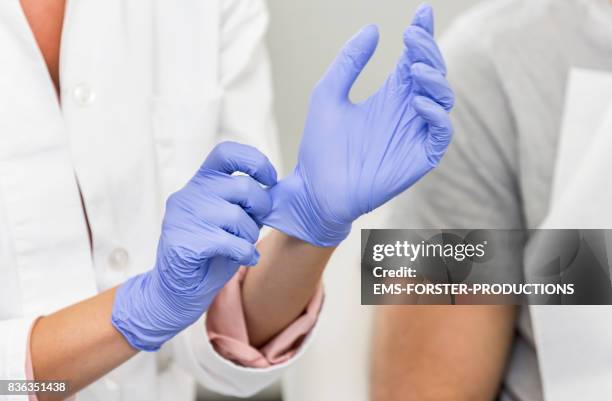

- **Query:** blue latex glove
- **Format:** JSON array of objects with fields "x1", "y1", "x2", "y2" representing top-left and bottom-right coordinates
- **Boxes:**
[
  {"x1": 262, "y1": 4, "x2": 454, "y2": 247},
  {"x1": 112, "y1": 142, "x2": 277, "y2": 351}
]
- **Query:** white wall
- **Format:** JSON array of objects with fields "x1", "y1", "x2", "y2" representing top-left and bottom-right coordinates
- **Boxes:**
[{"x1": 266, "y1": 0, "x2": 484, "y2": 171}]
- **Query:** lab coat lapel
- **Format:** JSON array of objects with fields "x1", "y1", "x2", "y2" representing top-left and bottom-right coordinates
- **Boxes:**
[
  {"x1": 0, "y1": 0, "x2": 97, "y2": 315},
  {"x1": 530, "y1": 68, "x2": 612, "y2": 401}
]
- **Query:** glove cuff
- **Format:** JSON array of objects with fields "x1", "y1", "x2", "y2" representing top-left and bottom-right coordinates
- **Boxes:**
[
  {"x1": 262, "y1": 171, "x2": 352, "y2": 247},
  {"x1": 112, "y1": 270, "x2": 192, "y2": 352},
  {"x1": 112, "y1": 273, "x2": 165, "y2": 352}
]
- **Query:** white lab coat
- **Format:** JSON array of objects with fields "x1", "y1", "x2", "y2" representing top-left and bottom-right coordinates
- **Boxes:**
[
  {"x1": 0, "y1": 0, "x2": 313, "y2": 400},
  {"x1": 532, "y1": 68, "x2": 612, "y2": 401}
]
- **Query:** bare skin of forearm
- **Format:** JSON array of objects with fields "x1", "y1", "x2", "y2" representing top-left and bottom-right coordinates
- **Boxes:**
[
  {"x1": 371, "y1": 305, "x2": 517, "y2": 401},
  {"x1": 242, "y1": 230, "x2": 334, "y2": 347},
  {"x1": 29, "y1": 232, "x2": 334, "y2": 399},
  {"x1": 30, "y1": 287, "x2": 138, "y2": 401}
]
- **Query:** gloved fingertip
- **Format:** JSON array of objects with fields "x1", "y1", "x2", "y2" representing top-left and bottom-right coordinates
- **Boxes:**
[
  {"x1": 412, "y1": 95, "x2": 436, "y2": 115},
  {"x1": 258, "y1": 154, "x2": 279, "y2": 186},
  {"x1": 261, "y1": 193, "x2": 274, "y2": 219},
  {"x1": 410, "y1": 62, "x2": 429, "y2": 77},
  {"x1": 255, "y1": 172, "x2": 276, "y2": 188},
  {"x1": 410, "y1": 62, "x2": 441, "y2": 85},
  {"x1": 412, "y1": 94, "x2": 427, "y2": 106},
  {"x1": 403, "y1": 25, "x2": 428, "y2": 44},
  {"x1": 345, "y1": 24, "x2": 380, "y2": 67},
  {"x1": 413, "y1": 95, "x2": 453, "y2": 134},
  {"x1": 266, "y1": 165, "x2": 279, "y2": 186},
  {"x1": 248, "y1": 249, "x2": 260, "y2": 267},
  {"x1": 322, "y1": 24, "x2": 380, "y2": 100},
  {"x1": 250, "y1": 154, "x2": 278, "y2": 187},
  {"x1": 411, "y1": 3, "x2": 434, "y2": 36},
  {"x1": 351, "y1": 24, "x2": 380, "y2": 43}
]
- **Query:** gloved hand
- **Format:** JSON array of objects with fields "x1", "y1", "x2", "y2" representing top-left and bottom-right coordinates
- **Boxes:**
[
  {"x1": 112, "y1": 142, "x2": 277, "y2": 351},
  {"x1": 262, "y1": 4, "x2": 454, "y2": 247}
]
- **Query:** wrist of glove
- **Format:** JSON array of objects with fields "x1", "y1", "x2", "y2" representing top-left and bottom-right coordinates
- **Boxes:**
[
  {"x1": 112, "y1": 266, "x2": 199, "y2": 352},
  {"x1": 112, "y1": 253, "x2": 240, "y2": 351},
  {"x1": 263, "y1": 170, "x2": 352, "y2": 248}
]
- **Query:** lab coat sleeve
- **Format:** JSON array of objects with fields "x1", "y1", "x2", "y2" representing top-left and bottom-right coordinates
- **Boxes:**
[
  {"x1": 171, "y1": 309, "x2": 322, "y2": 398},
  {"x1": 214, "y1": 0, "x2": 282, "y2": 171},
  {"x1": 0, "y1": 316, "x2": 36, "y2": 399}
]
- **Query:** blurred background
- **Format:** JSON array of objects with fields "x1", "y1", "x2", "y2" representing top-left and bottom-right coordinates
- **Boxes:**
[{"x1": 200, "y1": 1, "x2": 483, "y2": 400}]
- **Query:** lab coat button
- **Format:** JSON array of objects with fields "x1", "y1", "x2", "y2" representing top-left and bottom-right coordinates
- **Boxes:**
[
  {"x1": 109, "y1": 248, "x2": 130, "y2": 269},
  {"x1": 72, "y1": 83, "x2": 96, "y2": 106}
]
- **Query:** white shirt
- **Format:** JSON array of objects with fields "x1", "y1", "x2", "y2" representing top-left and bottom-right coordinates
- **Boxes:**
[{"x1": 0, "y1": 0, "x2": 306, "y2": 400}]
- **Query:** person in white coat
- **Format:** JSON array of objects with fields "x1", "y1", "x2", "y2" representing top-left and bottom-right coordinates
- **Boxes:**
[
  {"x1": 1, "y1": 1, "x2": 454, "y2": 400},
  {"x1": 1, "y1": 1, "x2": 330, "y2": 400}
]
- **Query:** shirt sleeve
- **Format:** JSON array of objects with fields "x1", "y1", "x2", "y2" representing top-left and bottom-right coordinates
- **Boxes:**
[
  {"x1": 206, "y1": 267, "x2": 323, "y2": 368},
  {"x1": 0, "y1": 316, "x2": 37, "y2": 401},
  {"x1": 170, "y1": 284, "x2": 323, "y2": 398}
]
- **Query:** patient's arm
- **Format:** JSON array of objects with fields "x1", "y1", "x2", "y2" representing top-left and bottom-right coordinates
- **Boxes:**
[{"x1": 371, "y1": 305, "x2": 516, "y2": 401}]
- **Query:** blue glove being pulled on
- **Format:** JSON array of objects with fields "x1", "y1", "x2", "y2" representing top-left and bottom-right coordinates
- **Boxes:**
[
  {"x1": 112, "y1": 142, "x2": 277, "y2": 351},
  {"x1": 262, "y1": 4, "x2": 454, "y2": 247}
]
